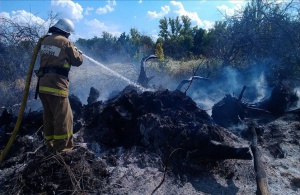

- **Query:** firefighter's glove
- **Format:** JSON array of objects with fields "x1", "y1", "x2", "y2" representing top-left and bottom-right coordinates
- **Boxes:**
[{"x1": 74, "y1": 46, "x2": 83, "y2": 55}]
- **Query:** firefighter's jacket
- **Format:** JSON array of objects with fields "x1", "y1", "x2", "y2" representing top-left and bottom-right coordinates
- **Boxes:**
[{"x1": 39, "y1": 34, "x2": 83, "y2": 97}]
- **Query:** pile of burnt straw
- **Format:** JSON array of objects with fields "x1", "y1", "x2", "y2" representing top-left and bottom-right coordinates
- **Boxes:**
[{"x1": 0, "y1": 85, "x2": 252, "y2": 194}]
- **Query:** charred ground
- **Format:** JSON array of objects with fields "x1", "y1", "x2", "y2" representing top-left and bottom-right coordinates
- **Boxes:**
[{"x1": 0, "y1": 83, "x2": 300, "y2": 194}]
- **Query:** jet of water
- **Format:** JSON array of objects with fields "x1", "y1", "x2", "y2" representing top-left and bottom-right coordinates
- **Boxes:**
[{"x1": 83, "y1": 54, "x2": 152, "y2": 92}]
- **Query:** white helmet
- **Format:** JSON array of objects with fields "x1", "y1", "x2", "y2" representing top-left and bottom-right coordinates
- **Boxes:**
[{"x1": 50, "y1": 18, "x2": 75, "y2": 34}]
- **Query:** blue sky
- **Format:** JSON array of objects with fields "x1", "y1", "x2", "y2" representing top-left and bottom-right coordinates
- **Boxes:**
[{"x1": 0, "y1": 0, "x2": 247, "y2": 41}]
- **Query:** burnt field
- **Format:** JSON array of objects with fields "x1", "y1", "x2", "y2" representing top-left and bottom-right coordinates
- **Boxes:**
[{"x1": 1, "y1": 75, "x2": 300, "y2": 194}]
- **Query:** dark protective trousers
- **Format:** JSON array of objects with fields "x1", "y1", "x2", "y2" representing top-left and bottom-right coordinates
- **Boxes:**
[{"x1": 39, "y1": 93, "x2": 73, "y2": 151}]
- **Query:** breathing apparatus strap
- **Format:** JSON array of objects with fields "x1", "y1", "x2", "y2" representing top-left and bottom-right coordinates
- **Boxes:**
[
  {"x1": 41, "y1": 67, "x2": 69, "y2": 77},
  {"x1": 35, "y1": 77, "x2": 40, "y2": 100}
]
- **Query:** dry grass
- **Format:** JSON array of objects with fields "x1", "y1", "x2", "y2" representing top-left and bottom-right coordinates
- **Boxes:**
[
  {"x1": 146, "y1": 58, "x2": 223, "y2": 81},
  {"x1": 0, "y1": 77, "x2": 37, "y2": 112}
]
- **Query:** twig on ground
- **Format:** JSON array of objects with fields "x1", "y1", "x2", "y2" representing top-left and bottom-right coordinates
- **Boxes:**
[
  {"x1": 54, "y1": 153, "x2": 82, "y2": 193},
  {"x1": 34, "y1": 125, "x2": 43, "y2": 135},
  {"x1": 151, "y1": 148, "x2": 185, "y2": 195}
]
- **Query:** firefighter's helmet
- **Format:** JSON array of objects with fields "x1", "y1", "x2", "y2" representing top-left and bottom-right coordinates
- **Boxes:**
[{"x1": 49, "y1": 18, "x2": 75, "y2": 34}]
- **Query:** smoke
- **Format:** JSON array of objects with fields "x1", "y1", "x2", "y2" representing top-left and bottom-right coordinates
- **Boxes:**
[
  {"x1": 290, "y1": 87, "x2": 300, "y2": 110},
  {"x1": 209, "y1": 66, "x2": 272, "y2": 103},
  {"x1": 253, "y1": 72, "x2": 270, "y2": 102},
  {"x1": 165, "y1": 65, "x2": 275, "y2": 115},
  {"x1": 138, "y1": 64, "x2": 276, "y2": 115},
  {"x1": 215, "y1": 66, "x2": 271, "y2": 101},
  {"x1": 69, "y1": 54, "x2": 148, "y2": 104},
  {"x1": 66, "y1": 56, "x2": 300, "y2": 115},
  {"x1": 296, "y1": 88, "x2": 300, "y2": 109},
  {"x1": 193, "y1": 95, "x2": 215, "y2": 116}
]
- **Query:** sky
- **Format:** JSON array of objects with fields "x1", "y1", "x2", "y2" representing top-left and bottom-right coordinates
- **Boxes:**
[{"x1": 0, "y1": 0, "x2": 247, "y2": 42}]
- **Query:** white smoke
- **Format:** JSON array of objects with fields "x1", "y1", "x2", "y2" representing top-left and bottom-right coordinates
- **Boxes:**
[{"x1": 253, "y1": 72, "x2": 269, "y2": 102}]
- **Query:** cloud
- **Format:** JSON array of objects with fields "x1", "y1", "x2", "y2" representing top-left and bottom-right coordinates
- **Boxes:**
[
  {"x1": 1, "y1": 10, "x2": 45, "y2": 25},
  {"x1": 96, "y1": 5, "x2": 114, "y2": 15},
  {"x1": 85, "y1": 19, "x2": 107, "y2": 29},
  {"x1": 0, "y1": 10, "x2": 52, "y2": 36},
  {"x1": 85, "y1": 7, "x2": 94, "y2": 15},
  {"x1": 217, "y1": 5, "x2": 235, "y2": 16},
  {"x1": 217, "y1": 0, "x2": 245, "y2": 17},
  {"x1": 147, "y1": 5, "x2": 170, "y2": 18},
  {"x1": 109, "y1": 0, "x2": 117, "y2": 6},
  {"x1": 96, "y1": 0, "x2": 116, "y2": 15},
  {"x1": 229, "y1": 0, "x2": 246, "y2": 4},
  {"x1": 202, "y1": 20, "x2": 214, "y2": 29},
  {"x1": 170, "y1": 1, "x2": 214, "y2": 29},
  {"x1": 50, "y1": 0, "x2": 83, "y2": 21},
  {"x1": 0, "y1": 12, "x2": 10, "y2": 19},
  {"x1": 150, "y1": 29, "x2": 159, "y2": 41},
  {"x1": 229, "y1": 0, "x2": 251, "y2": 6},
  {"x1": 81, "y1": 18, "x2": 121, "y2": 39},
  {"x1": 147, "y1": 1, "x2": 214, "y2": 30}
]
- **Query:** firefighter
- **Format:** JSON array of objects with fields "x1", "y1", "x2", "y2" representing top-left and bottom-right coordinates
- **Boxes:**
[{"x1": 37, "y1": 18, "x2": 83, "y2": 152}]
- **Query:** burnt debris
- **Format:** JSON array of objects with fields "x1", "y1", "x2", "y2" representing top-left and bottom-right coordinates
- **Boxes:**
[
  {"x1": 137, "y1": 54, "x2": 157, "y2": 87},
  {"x1": 257, "y1": 79, "x2": 299, "y2": 115},
  {"x1": 0, "y1": 85, "x2": 255, "y2": 194},
  {"x1": 211, "y1": 86, "x2": 248, "y2": 128},
  {"x1": 87, "y1": 87, "x2": 100, "y2": 105},
  {"x1": 211, "y1": 80, "x2": 299, "y2": 128},
  {"x1": 82, "y1": 86, "x2": 252, "y2": 161}
]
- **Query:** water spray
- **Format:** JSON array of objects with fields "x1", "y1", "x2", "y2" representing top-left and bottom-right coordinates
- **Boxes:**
[{"x1": 82, "y1": 54, "x2": 152, "y2": 92}]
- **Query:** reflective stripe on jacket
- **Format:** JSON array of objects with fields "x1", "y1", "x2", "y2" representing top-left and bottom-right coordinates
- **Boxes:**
[
  {"x1": 39, "y1": 86, "x2": 69, "y2": 96},
  {"x1": 39, "y1": 34, "x2": 83, "y2": 97},
  {"x1": 44, "y1": 131, "x2": 73, "y2": 140}
]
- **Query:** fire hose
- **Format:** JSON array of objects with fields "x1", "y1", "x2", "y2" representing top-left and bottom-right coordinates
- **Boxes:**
[{"x1": 0, "y1": 35, "x2": 48, "y2": 163}]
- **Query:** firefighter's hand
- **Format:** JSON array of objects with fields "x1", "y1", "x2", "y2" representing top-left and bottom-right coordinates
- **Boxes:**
[{"x1": 74, "y1": 46, "x2": 83, "y2": 54}]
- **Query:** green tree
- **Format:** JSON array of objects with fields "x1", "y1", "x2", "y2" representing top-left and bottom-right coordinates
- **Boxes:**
[
  {"x1": 169, "y1": 16, "x2": 182, "y2": 39},
  {"x1": 158, "y1": 17, "x2": 169, "y2": 41},
  {"x1": 129, "y1": 28, "x2": 141, "y2": 59},
  {"x1": 180, "y1": 15, "x2": 192, "y2": 37},
  {"x1": 128, "y1": 28, "x2": 154, "y2": 60},
  {"x1": 140, "y1": 35, "x2": 155, "y2": 57},
  {"x1": 158, "y1": 15, "x2": 198, "y2": 60},
  {"x1": 192, "y1": 26, "x2": 206, "y2": 56},
  {"x1": 116, "y1": 32, "x2": 131, "y2": 60}
]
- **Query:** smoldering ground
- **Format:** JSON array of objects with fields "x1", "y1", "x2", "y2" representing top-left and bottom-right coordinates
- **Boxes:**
[{"x1": 1, "y1": 55, "x2": 300, "y2": 194}]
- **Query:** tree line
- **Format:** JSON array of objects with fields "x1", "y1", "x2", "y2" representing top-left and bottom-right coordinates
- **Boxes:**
[
  {"x1": 76, "y1": 15, "x2": 209, "y2": 63},
  {"x1": 0, "y1": 0, "x2": 300, "y2": 82}
]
